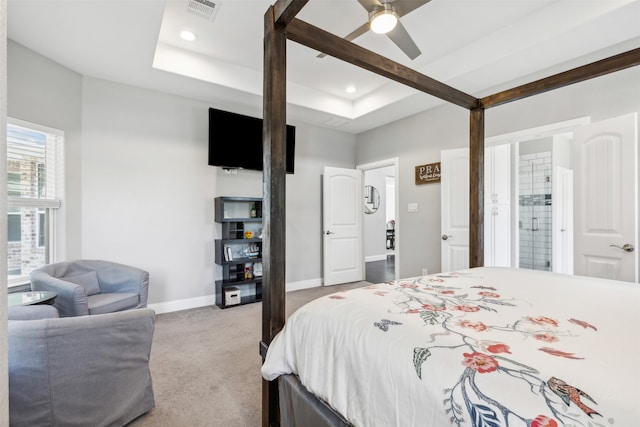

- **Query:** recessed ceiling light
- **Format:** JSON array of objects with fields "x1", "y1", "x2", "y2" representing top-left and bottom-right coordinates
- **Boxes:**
[
  {"x1": 346, "y1": 85, "x2": 356, "y2": 94},
  {"x1": 180, "y1": 30, "x2": 198, "y2": 42}
]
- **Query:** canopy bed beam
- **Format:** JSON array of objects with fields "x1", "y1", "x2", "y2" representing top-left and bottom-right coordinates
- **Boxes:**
[
  {"x1": 285, "y1": 18, "x2": 479, "y2": 110},
  {"x1": 481, "y1": 47, "x2": 640, "y2": 108},
  {"x1": 273, "y1": 0, "x2": 308, "y2": 27},
  {"x1": 262, "y1": 5, "x2": 290, "y2": 426}
]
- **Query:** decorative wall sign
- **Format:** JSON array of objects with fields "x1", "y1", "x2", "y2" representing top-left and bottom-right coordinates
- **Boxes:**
[{"x1": 415, "y1": 162, "x2": 441, "y2": 185}]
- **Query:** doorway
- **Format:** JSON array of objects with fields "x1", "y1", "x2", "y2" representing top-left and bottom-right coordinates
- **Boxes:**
[
  {"x1": 517, "y1": 138, "x2": 554, "y2": 271},
  {"x1": 485, "y1": 119, "x2": 584, "y2": 273},
  {"x1": 358, "y1": 159, "x2": 399, "y2": 283}
]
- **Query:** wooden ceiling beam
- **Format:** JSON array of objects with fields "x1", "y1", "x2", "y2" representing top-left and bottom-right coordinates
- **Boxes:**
[
  {"x1": 273, "y1": 0, "x2": 309, "y2": 27},
  {"x1": 285, "y1": 18, "x2": 479, "y2": 110},
  {"x1": 481, "y1": 47, "x2": 640, "y2": 109}
]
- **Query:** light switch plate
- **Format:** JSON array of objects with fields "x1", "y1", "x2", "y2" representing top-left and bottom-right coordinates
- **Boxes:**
[{"x1": 408, "y1": 203, "x2": 418, "y2": 213}]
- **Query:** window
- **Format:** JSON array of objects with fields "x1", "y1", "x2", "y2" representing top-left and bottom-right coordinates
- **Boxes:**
[
  {"x1": 6, "y1": 119, "x2": 64, "y2": 285},
  {"x1": 7, "y1": 208, "x2": 21, "y2": 242},
  {"x1": 37, "y1": 209, "x2": 47, "y2": 248}
]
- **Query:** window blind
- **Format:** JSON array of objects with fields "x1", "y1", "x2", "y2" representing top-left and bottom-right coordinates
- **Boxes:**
[{"x1": 7, "y1": 119, "x2": 63, "y2": 209}]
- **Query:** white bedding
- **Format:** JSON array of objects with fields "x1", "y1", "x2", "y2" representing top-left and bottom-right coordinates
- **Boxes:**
[{"x1": 262, "y1": 267, "x2": 640, "y2": 427}]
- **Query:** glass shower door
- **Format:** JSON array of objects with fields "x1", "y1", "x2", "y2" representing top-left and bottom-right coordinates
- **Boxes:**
[{"x1": 518, "y1": 150, "x2": 552, "y2": 271}]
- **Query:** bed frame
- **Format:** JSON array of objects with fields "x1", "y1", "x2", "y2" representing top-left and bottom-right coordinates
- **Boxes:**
[{"x1": 258, "y1": 1, "x2": 640, "y2": 425}]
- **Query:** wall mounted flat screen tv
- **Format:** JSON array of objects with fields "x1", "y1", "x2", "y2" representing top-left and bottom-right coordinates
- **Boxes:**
[{"x1": 208, "y1": 108, "x2": 296, "y2": 174}]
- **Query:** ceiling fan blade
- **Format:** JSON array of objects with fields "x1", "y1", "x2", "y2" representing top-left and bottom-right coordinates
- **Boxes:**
[
  {"x1": 386, "y1": 20, "x2": 421, "y2": 60},
  {"x1": 393, "y1": 0, "x2": 432, "y2": 18},
  {"x1": 316, "y1": 22, "x2": 370, "y2": 58},
  {"x1": 343, "y1": 22, "x2": 372, "y2": 41}
]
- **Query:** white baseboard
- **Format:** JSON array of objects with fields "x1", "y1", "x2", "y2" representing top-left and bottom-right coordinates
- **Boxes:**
[
  {"x1": 365, "y1": 254, "x2": 388, "y2": 262},
  {"x1": 286, "y1": 278, "x2": 322, "y2": 292},
  {"x1": 148, "y1": 294, "x2": 217, "y2": 315},
  {"x1": 147, "y1": 279, "x2": 323, "y2": 314}
]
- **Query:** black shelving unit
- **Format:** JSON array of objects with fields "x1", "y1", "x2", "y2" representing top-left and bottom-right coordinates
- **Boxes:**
[{"x1": 214, "y1": 197, "x2": 263, "y2": 308}]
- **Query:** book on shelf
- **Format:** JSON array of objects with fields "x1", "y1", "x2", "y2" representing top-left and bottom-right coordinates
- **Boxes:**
[
  {"x1": 224, "y1": 246, "x2": 233, "y2": 262},
  {"x1": 253, "y1": 262, "x2": 262, "y2": 277}
]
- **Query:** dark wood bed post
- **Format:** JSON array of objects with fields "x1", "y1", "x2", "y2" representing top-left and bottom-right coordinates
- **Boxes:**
[
  {"x1": 469, "y1": 108, "x2": 485, "y2": 268},
  {"x1": 262, "y1": 4, "x2": 309, "y2": 427},
  {"x1": 262, "y1": 6, "x2": 287, "y2": 427}
]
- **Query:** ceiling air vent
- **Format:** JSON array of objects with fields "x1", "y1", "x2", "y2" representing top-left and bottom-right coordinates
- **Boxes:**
[
  {"x1": 324, "y1": 117, "x2": 350, "y2": 128},
  {"x1": 186, "y1": 0, "x2": 218, "y2": 21}
]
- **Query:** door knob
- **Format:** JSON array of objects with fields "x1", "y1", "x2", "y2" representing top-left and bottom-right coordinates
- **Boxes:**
[
  {"x1": 325, "y1": 230, "x2": 335, "y2": 235},
  {"x1": 610, "y1": 243, "x2": 634, "y2": 253},
  {"x1": 441, "y1": 234, "x2": 452, "y2": 241}
]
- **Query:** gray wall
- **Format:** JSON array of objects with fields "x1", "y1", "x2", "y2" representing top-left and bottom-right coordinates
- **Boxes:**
[
  {"x1": 7, "y1": 40, "x2": 83, "y2": 262},
  {"x1": 8, "y1": 41, "x2": 357, "y2": 306},
  {"x1": 286, "y1": 125, "x2": 357, "y2": 283},
  {"x1": 356, "y1": 66, "x2": 640, "y2": 278},
  {"x1": 357, "y1": 103, "x2": 468, "y2": 277}
]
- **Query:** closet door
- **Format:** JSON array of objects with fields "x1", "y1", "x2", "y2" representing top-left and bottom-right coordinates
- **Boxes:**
[
  {"x1": 492, "y1": 144, "x2": 511, "y2": 204},
  {"x1": 492, "y1": 204, "x2": 511, "y2": 266},
  {"x1": 485, "y1": 144, "x2": 510, "y2": 204},
  {"x1": 484, "y1": 144, "x2": 511, "y2": 267}
]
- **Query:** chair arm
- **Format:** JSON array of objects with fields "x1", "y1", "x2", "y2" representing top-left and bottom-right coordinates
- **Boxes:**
[
  {"x1": 30, "y1": 271, "x2": 89, "y2": 317},
  {"x1": 83, "y1": 260, "x2": 149, "y2": 308}
]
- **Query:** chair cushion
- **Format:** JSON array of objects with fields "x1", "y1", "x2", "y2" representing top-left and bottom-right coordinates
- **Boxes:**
[
  {"x1": 63, "y1": 270, "x2": 101, "y2": 296},
  {"x1": 87, "y1": 293, "x2": 140, "y2": 315}
]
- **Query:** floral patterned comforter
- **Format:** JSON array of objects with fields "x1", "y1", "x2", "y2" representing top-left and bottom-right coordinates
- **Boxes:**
[{"x1": 261, "y1": 267, "x2": 640, "y2": 427}]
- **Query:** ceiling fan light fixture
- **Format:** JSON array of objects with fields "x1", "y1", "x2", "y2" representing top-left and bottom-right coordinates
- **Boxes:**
[{"x1": 369, "y1": 4, "x2": 398, "y2": 34}]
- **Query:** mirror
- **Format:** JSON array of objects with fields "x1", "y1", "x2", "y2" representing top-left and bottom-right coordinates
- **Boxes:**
[{"x1": 364, "y1": 185, "x2": 380, "y2": 214}]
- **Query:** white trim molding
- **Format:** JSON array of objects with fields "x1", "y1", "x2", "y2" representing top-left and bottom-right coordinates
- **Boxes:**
[
  {"x1": 286, "y1": 277, "x2": 322, "y2": 292},
  {"x1": 148, "y1": 278, "x2": 324, "y2": 314},
  {"x1": 148, "y1": 294, "x2": 216, "y2": 315}
]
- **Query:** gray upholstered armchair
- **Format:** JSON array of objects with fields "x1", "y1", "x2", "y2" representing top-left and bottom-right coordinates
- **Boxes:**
[
  {"x1": 30, "y1": 259, "x2": 149, "y2": 317},
  {"x1": 8, "y1": 307, "x2": 156, "y2": 426}
]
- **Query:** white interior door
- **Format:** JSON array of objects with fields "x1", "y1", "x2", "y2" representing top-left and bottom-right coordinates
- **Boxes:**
[
  {"x1": 441, "y1": 148, "x2": 469, "y2": 272},
  {"x1": 553, "y1": 166, "x2": 573, "y2": 274},
  {"x1": 484, "y1": 144, "x2": 511, "y2": 267},
  {"x1": 486, "y1": 204, "x2": 511, "y2": 267},
  {"x1": 574, "y1": 113, "x2": 638, "y2": 282},
  {"x1": 323, "y1": 167, "x2": 364, "y2": 286}
]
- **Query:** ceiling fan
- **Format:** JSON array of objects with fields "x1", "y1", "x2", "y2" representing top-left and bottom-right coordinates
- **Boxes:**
[{"x1": 318, "y1": 0, "x2": 431, "y2": 60}]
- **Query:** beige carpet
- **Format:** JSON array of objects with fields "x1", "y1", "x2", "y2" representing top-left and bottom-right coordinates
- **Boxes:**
[{"x1": 129, "y1": 281, "x2": 367, "y2": 427}]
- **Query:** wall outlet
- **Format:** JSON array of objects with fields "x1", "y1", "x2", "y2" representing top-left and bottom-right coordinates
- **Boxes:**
[
  {"x1": 422, "y1": 268, "x2": 428, "y2": 276},
  {"x1": 408, "y1": 203, "x2": 419, "y2": 213}
]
